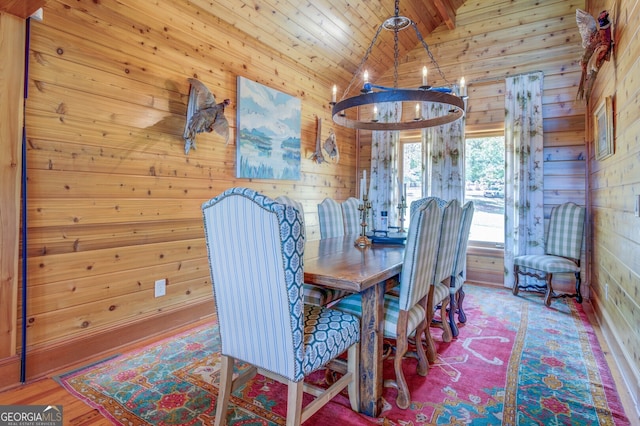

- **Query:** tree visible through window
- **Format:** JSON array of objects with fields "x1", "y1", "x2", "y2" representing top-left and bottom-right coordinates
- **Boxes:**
[{"x1": 465, "y1": 136, "x2": 505, "y2": 245}]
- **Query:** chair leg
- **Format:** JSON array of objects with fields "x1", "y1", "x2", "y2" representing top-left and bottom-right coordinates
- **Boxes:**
[
  {"x1": 424, "y1": 289, "x2": 438, "y2": 363},
  {"x1": 575, "y1": 271, "x2": 583, "y2": 303},
  {"x1": 286, "y1": 380, "x2": 304, "y2": 426},
  {"x1": 457, "y1": 287, "x2": 467, "y2": 323},
  {"x1": 512, "y1": 265, "x2": 521, "y2": 295},
  {"x1": 393, "y1": 312, "x2": 411, "y2": 409},
  {"x1": 544, "y1": 273, "x2": 554, "y2": 307},
  {"x1": 414, "y1": 319, "x2": 429, "y2": 377},
  {"x1": 347, "y1": 343, "x2": 360, "y2": 412},
  {"x1": 214, "y1": 355, "x2": 234, "y2": 426},
  {"x1": 448, "y1": 285, "x2": 459, "y2": 338},
  {"x1": 440, "y1": 297, "x2": 453, "y2": 343}
]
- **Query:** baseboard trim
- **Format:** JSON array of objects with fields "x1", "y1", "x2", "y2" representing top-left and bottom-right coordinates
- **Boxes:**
[
  {"x1": 589, "y1": 296, "x2": 640, "y2": 421},
  {"x1": 0, "y1": 300, "x2": 215, "y2": 392}
]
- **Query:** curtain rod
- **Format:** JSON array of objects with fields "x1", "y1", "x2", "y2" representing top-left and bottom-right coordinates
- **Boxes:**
[{"x1": 468, "y1": 70, "x2": 543, "y2": 86}]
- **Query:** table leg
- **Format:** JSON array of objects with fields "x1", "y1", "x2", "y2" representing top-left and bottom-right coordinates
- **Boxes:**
[{"x1": 357, "y1": 281, "x2": 385, "y2": 417}]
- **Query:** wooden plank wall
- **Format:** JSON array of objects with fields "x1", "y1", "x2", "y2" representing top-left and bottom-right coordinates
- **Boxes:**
[
  {"x1": 587, "y1": 0, "x2": 640, "y2": 412},
  {"x1": 360, "y1": 0, "x2": 588, "y2": 288},
  {"x1": 0, "y1": 0, "x2": 359, "y2": 388}
]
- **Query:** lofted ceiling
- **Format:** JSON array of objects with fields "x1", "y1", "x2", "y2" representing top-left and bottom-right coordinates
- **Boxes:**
[{"x1": 190, "y1": 0, "x2": 466, "y2": 97}]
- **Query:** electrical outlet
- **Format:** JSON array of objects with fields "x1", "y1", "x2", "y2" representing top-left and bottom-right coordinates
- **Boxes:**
[
  {"x1": 154, "y1": 279, "x2": 166, "y2": 297},
  {"x1": 604, "y1": 283, "x2": 609, "y2": 301}
]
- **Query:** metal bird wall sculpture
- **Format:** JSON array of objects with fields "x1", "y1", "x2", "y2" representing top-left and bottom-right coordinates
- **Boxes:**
[
  {"x1": 183, "y1": 78, "x2": 230, "y2": 155},
  {"x1": 323, "y1": 129, "x2": 339, "y2": 163},
  {"x1": 576, "y1": 9, "x2": 613, "y2": 100}
]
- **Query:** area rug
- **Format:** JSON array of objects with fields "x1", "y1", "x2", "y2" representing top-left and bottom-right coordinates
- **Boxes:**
[{"x1": 55, "y1": 285, "x2": 631, "y2": 425}]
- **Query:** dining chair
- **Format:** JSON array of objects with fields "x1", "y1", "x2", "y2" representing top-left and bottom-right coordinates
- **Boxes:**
[
  {"x1": 202, "y1": 187, "x2": 360, "y2": 426},
  {"x1": 276, "y1": 194, "x2": 351, "y2": 306},
  {"x1": 425, "y1": 198, "x2": 462, "y2": 357},
  {"x1": 445, "y1": 200, "x2": 474, "y2": 337},
  {"x1": 512, "y1": 202, "x2": 585, "y2": 307},
  {"x1": 333, "y1": 198, "x2": 443, "y2": 409},
  {"x1": 318, "y1": 197, "x2": 345, "y2": 238},
  {"x1": 341, "y1": 197, "x2": 361, "y2": 235}
]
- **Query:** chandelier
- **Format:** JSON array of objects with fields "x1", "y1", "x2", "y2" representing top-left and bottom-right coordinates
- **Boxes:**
[{"x1": 331, "y1": 0, "x2": 466, "y2": 131}]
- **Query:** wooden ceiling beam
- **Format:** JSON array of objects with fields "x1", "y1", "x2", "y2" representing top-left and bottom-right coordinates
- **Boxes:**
[
  {"x1": 433, "y1": 0, "x2": 457, "y2": 30},
  {"x1": 0, "y1": 0, "x2": 44, "y2": 19}
]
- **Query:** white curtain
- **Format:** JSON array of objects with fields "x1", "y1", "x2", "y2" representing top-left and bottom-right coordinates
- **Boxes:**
[
  {"x1": 503, "y1": 72, "x2": 545, "y2": 288},
  {"x1": 421, "y1": 84, "x2": 466, "y2": 203},
  {"x1": 369, "y1": 102, "x2": 401, "y2": 230}
]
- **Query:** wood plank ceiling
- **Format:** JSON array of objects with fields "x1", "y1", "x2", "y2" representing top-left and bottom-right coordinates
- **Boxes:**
[{"x1": 189, "y1": 0, "x2": 465, "y2": 96}]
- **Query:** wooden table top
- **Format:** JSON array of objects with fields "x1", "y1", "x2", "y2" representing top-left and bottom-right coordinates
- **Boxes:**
[{"x1": 303, "y1": 235, "x2": 405, "y2": 292}]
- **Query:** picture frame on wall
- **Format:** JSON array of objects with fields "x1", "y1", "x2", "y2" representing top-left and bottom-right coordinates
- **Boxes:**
[
  {"x1": 594, "y1": 96, "x2": 613, "y2": 160},
  {"x1": 236, "y1": 76, "x2": 301, "y2": 180}
]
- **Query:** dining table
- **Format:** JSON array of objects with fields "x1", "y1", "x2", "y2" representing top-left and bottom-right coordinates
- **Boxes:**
[{"x1": 303, "y1": 235, "x2": 405, "y2": 418}]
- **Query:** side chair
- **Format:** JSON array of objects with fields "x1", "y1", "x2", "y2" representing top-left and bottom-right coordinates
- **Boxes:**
[
  {"x1": 203, "y1": 187, "x2": 360, "y2": 426},
  {"x1": 512, "y1": 202, "x2": 585, "y2": 307},
  {"x1": 448, "y1": 201, "x2": 474, "y2": 337},
  {"x1": 276, "y1": 194, "x2": 351, "y2": 306},
  {"x1": 318, "y1": 197, "x2": 345, "y2": 238},
  {"x1": 333, "y1": 198, "x2": 443, "y2": 409},
  {"x1": 341, "y1": 197, "x2": 361, "y2": 235},
  {"x1": 409, "y1": 197, "x2": 462, "y2": 348}
]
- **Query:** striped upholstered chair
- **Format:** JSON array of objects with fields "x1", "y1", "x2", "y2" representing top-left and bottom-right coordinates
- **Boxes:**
[
  {"x1": 424, "y1": 198, "x2": 462, "y2": 353},
  {"x1": 341, "y1": 197, "x2": 361, "y2": 235},
  {"x1": 202, "y1": 188, "x2": 360, "y2": 426},
  {"x1": 447, "y1": 201, "x2": 474, "y2": 337},
  {"x1": 512, "y1": 202, "x2": 585, "y2": 307},
  {"x1": 318, "y1": 197, "x2": 345, "y2": 239},
  {"x1": 276, "y1": 194, "x2": 350, "y2": 306},
  {"x1": 334, "y1": 198, "x2": 443, "y2": 409}
]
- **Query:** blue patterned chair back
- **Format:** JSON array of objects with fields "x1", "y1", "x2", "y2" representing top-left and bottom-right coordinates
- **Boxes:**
[
  {"x1": 341, "y1": 197, "x2": 361, "y2": 235},
  {"x1": 318, "y1": 197, "x2": 345, "y2": 238},
  {"x1": 452, "y1": 201, "x2": 475, "y2": 281},
  {"x1": 202, "y1": 187, "x2": 306, "y2": 381},
  {"x1": 546, "y1": 202, "x2": 585, "y2": 260},
  {"x1": 433, "y1": 199, "x2": 463, "y2": 286},
  {"x1": 397, "y1": 198, "x2": 443, "y2": 311},
  {"x1": 410, "y1": 196, "x2": 447, "y2": 218},
  {"x1": 275, "y1": 195, "x2": 305, "y2": 238}
]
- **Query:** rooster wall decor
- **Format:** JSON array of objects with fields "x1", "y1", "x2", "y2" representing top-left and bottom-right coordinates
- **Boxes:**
[
  {"x1": 576, "y1": 9, "x2": 613, "y2": 100},
  {"x1": 183, "y1": 78, "x2": 230, "y2": 155}
]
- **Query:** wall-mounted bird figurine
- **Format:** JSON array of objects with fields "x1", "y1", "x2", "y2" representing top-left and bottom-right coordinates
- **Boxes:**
[
  {"x1": 323, "y1": 129, "x2": 339, "y2": 163},
  {"x1": 576, "y1": 9, "x2": 613, "y2": 100},
  {"x1": 310, "y1": 117, "x2": 327, "y2": 164},
  {"x1": 183, "y1": 78, "x2": 230, "y2": 155}
]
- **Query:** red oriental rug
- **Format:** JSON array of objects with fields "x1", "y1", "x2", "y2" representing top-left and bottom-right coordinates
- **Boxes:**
[{"x1": 55, "y1": 285, "x2": 631, "y2": 425}]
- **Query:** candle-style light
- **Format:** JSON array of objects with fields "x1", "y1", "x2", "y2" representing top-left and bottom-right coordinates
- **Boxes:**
[
  {"x1": 364, "y1": 70, "x2": 369, "y2": 84},
  {"x1": 372, "y1": 105, "x2": 378, "y2": 122},
  {"x1": 331, "y1": 84, "x2": 337, "y2": 103},
  {"x1": 460, "y1": 77, "x2": 467, "y2": 97},
  {"x1": 422, "y1": 66, "x2": 428, "y2": 86},
  {"x1": 415, "y1": 103, "x2": 420, "y2": 120}
]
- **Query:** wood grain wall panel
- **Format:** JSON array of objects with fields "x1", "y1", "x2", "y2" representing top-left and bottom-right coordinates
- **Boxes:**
[
  {"x1": 0, "y1": 11, "x2": 25, "y2": 360},
  {"x1": 1, "y1": 0, "x2": 358, "y2": 386},
  {"x1": 587, "y1": 0, "x2": 640, "y2": 412}
]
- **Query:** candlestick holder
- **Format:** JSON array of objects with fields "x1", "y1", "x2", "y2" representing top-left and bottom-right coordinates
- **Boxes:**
[
  {"x1": 354, "y1": 195, "x2": 372, "y2": 247},
  {"x1": 397, "y1": 196, "x2": 407, "y2": 233}
]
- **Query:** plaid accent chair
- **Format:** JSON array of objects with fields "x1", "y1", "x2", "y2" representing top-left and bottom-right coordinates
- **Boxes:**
[
  {"x1": 448, "y1": 201, "x2": 474, "y2": 337},
  {"x1": 276, "y1": 195, "x2": 351, "y2": 306},
  {"x1": 318, "y1": 197, "x2": 345, "y2": 238},
  {"x1": 513, "y1": 202, "x2": 585, "y2": 307},
  {"x1": 341, "y1": 197, "x2": 361, "y2": 235},
  {"x1": 202, "y1": 188, "x2": 360, "y2": 426},
  {"x1": 333, "y1": 199, "x2": 443, "y2": 409}
]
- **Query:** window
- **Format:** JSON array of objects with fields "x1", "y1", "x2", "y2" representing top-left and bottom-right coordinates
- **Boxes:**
[
  {"x1": 464, "y1": 136, "x2": 505, "y2": 245},
  {"x1": 399, "y1": 139, "x2": 422, "y2": 229}
]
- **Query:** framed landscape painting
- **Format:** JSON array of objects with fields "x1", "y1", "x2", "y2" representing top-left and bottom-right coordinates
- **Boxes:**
[
  {"x1": 594, "y1": 96, "x2": 613, "y2": 161},
  {"x1": 236, "y1": 77, "x2": 301, "y2": 180}
]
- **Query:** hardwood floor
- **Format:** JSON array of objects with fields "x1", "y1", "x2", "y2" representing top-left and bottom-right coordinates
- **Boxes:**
[{"x1": 0, "y1": 296, "x2": 637, "y2": 425}]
